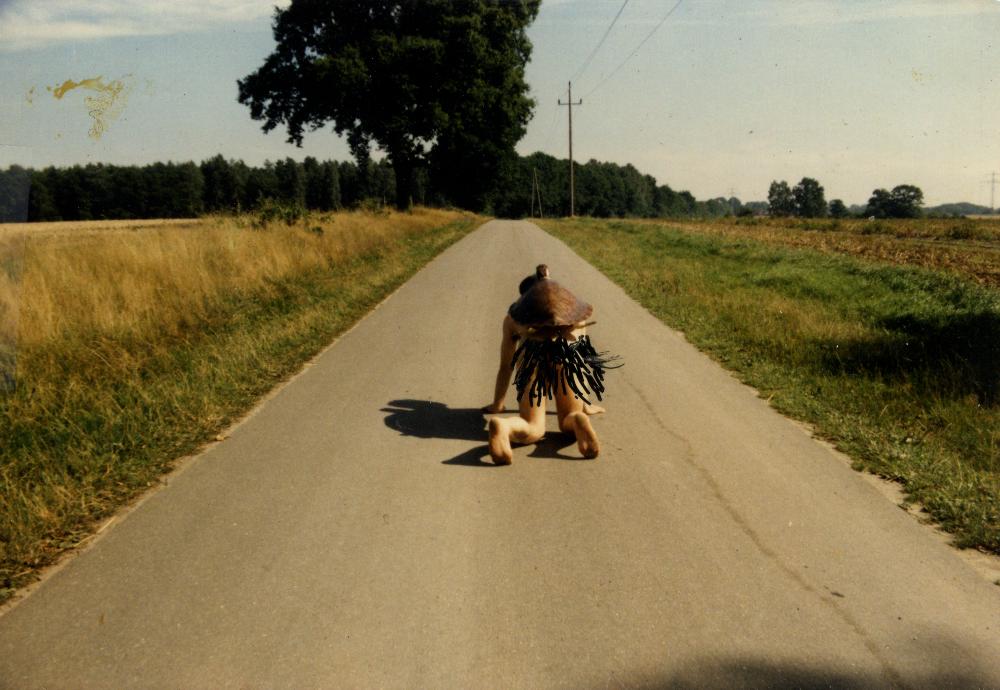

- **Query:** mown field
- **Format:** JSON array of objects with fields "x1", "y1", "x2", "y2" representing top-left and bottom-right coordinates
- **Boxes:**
[
  {"x1": 541, "y1": 216, "x2": 999, "y2": 556},
  {"x1": 666, "y1": 216, "x2": 1000, "y2": 287},
  {"x1": 0, "y1": 208, "x2": 478, "y2": 602}
]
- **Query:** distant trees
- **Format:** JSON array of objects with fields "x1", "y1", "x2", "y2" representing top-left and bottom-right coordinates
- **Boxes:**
[
  {"x1": 657, "y1": 187, "x2": 698, "y2": 218},
  {"x1": 201, "y1": 155, "x2": 244, "y2": 213},
  {"x1": 274, "y1": 157, "x2": 306, "y2": 209},
  {"x1": 828, "y1": 199, "x2": 848, "y2": 218},
  {"x1": 303, "y1": 157, "x2": 341, "y2": 212},
  {"x1": 768, "y1": 177, "x2": 827, "y2": 218},
  {"x1": 0, "y1": 156, "x2": 409, "y2": 222},
  {"x1": 793, "y1": 177, "x2": 826, "y2": 217},
  {"x1": 1, "y1": 150, "x2": 708, "y2": 222},
  {"x1": 0, "y1": 162, "x2": 205, "y2": 222},
  {"x1": 764, "y1": 180, "x2": 926, "y2": 220},
  {"x1": 0, "y1": 165, "x2": 31, "y2": 222},
  {"x1": 866, "y1": 185, "x2": 923, "y2": 218},
  {"x1": 143, "y1": 162, "x2": 204, "y2": 218},
  {"x1": 866, "y1": 189, "x2": 893, "y2": 218},
  {"x1": 768, "y1": 181, "x2": 795, "y2": 217},
  {"x1": 486, "y1": 152, "x2": 699, "y2": 219}
]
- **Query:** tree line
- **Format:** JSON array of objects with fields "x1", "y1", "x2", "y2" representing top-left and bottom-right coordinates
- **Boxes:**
[
  {"x1": 491, "y1": 152, "x2": 699, "y2": 219},
  {"x1": 0, "y1": 152, "x2": 726, "y2": 223},
  {"x1": 768, "y1": 177, "x2": 924, "y2": 219},
  {"x1": 0, "y1": 156, "x2": 402, "y2": 223},
  {"x1": 0, "y1": 157, "x2": 940, "y2": 225}
]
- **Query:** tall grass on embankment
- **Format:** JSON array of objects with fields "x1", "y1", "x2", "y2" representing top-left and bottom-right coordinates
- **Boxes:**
[
  {"x1": 541, "y1": 217, "x2": 999, "y2": 554},
  {"x1": 0, "y1": 208, "x2": 478, "y2": 602}
]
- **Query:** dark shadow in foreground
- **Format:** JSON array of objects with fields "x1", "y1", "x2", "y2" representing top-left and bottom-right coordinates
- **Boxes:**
[
  {"x1": 381, "y1": 399, "x2": 584, "y2": 466},
  {"x1": 593, "y1": 648, "x2": 994, "y2": 690},
  {"x1": 382, "y1": 399, "x2": 487, "y2": 442},
  {"x1": 602, "y1": 660, "x2": 994, "y2": 690}
]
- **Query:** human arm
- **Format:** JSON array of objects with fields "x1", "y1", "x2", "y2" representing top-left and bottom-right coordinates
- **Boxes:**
[{"x1": 484, "y1": 315, "x2": 518, "y2": 413}]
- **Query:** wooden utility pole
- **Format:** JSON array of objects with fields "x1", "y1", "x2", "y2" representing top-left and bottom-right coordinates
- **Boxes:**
[
  {"x1": 533, "y1": 168, "x2": 544, "y2": 219},
  {"x1": 530, "y1": 170, "x2": 536, "y2": 218},
  {"x1": 558, "y1": 81, "x2": 582, "y2": 217},
  {"x1": 990, "y1": 171, "x2": 998, "y2": 213}
]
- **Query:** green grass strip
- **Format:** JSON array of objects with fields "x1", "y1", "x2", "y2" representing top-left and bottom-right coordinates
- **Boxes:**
[{"x1": 542, "y1": 217, "x2": 1000, "y2": 554}]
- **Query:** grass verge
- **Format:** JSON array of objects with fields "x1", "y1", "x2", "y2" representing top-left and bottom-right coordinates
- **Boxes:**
[
  {"x1": 0, "y1": 208, "x2": 479, "y2": 603},
  {"x1": 540, "y1": 217, "x2": 999, "y2": 554}
]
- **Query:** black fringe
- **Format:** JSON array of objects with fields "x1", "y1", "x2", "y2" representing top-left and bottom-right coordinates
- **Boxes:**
[{"x1": 511, "y1": 335, "x2": 622, "y2": 406}]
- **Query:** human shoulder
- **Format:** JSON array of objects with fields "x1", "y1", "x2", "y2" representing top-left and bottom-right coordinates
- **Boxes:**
[{"x1": 503, "y1": 314, "x2": 526, "y2": 339}]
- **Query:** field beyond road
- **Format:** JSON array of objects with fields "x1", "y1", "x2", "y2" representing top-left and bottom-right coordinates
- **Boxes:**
[
  {"x1": 659, "y1": 215, "x2": 1000, "y2": 287},
  {"x1": 0, "y1": 207, "x2": 478, "y2": 602},
  {"x1": 541, "y1": 216, "x2": 1000, "y2": 556}
]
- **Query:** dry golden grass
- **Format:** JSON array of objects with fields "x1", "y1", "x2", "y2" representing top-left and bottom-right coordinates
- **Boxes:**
[
  {"x1": 0, "y1": 235, "x2": 26, "y2": 383},
  {"x1": 3, "y1": 208, "x2": 461, "y2": 349},
  {"x1": 0, "y1": 207, "x2": 478, "y2": 602}
]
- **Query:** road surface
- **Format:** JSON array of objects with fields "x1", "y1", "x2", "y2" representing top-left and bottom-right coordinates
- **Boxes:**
[{"x1": 1, "y1": 220, "x2": 999, "y2": 688}]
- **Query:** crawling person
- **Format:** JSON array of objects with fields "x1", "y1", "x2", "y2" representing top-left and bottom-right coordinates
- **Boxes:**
[{"x1": 485, "y1": 265, "x2": 619, "y2": 465}]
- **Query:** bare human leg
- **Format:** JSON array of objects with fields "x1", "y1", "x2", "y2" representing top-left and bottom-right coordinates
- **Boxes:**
[
  {"x1": 556, "y1": 382, "x2": 600, "y2": 459},
  {"x1": 488, "y1": 390, "x2": 546, "y2": 465}
]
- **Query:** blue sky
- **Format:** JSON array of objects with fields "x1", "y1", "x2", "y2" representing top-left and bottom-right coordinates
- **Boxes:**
[{"x1": 1, "y1": 0, "x2": 999, "y2": 206}]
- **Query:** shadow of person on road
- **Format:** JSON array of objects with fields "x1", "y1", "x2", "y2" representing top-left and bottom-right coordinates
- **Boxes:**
[
  {"x1": 601, "y1": 632, "x2": 996, "y2": 689},
  {"x1": 381, "y1": 399, "x2": 586, "y2": 466},
  {"x1": 382, "y1": 399, "x2": 485, "y2": 441}
]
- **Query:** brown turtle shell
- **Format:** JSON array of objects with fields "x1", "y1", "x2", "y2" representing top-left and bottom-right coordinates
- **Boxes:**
[{"x1": 508, "y1": 279, "x2": 593, "y2": 328}]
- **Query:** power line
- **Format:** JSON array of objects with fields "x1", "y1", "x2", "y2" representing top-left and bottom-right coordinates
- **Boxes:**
[
  {"x1": 530, "y1": 168, "x2": 544, "y2": 219},
  {"x1": 582, "y1": 0, "x2": 684, "y2": 99},
  {"x1": 539, "y1": 98, "x2": 563, "y2": 152},
  {"x1": 571, "y1": 0, "x2": 631, "y2": 84}
]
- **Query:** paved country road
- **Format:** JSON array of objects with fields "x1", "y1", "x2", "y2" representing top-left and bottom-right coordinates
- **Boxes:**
[{"x1": 1, "y1": 220, "x2": 999, "y2": 688}]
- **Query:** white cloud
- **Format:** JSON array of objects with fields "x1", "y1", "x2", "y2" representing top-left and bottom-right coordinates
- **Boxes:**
[{"x1": 0, "y1": 0, "x2": 291, "y2": 51}]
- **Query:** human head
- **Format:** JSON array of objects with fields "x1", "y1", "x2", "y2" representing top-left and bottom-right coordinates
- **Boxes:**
[{"x1": 518, "y1": 264, "x2": 550, "y2": 295}]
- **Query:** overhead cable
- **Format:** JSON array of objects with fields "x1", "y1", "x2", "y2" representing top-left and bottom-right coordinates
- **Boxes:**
[
  {"x1": 582, "y1": 0, "x2": 684, "y2": 99},
  {"x1": 571, "y1": 0, "x2": 630, "y2": 84}
]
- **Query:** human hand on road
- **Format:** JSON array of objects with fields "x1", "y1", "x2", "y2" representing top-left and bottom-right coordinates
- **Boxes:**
[{"x1": 482, "y1": 402, "x2": 505, "y2": 413}]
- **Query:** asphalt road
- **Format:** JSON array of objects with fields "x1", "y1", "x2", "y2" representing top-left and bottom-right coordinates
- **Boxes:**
[{"x1": 2, "y1": 220, "x2": 999, "y2": 689}]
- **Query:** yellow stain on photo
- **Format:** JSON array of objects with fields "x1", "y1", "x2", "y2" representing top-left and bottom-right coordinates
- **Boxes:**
[{"x1": 47, "y1": 75, "x2": 133, "y2": 140}]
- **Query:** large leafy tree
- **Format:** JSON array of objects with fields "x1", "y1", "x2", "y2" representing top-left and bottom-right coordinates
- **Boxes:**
[
  {"x1": 238, "y1": 0, "x2": 540, "y2": 210},
  {"x1": 866, "y1": 184, "x2": 924, "y2": 218},
  {"x1": 888, "y1": 184, "x2": 924, "y2": 218},
  {"x1": 828, "y1": 198, "x2": 848, "y2": 218},
  {"x1": 793, "y1": 177, "x2": 826, "y2": 218},
  {"x1": 767, "y1": 180, "x2": 795, "y2": 217}
]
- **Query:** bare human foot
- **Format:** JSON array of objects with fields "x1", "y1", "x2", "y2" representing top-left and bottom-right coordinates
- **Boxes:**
[
  {"x1": 571, "y1": 412, "x2": 600, "y2": 459},
  {"x1": 488, "y1": 417, "x2": 513, "y2": 465},
  {"x1": 583, "y1": 403, "x2": 605, "y2": 415}
]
